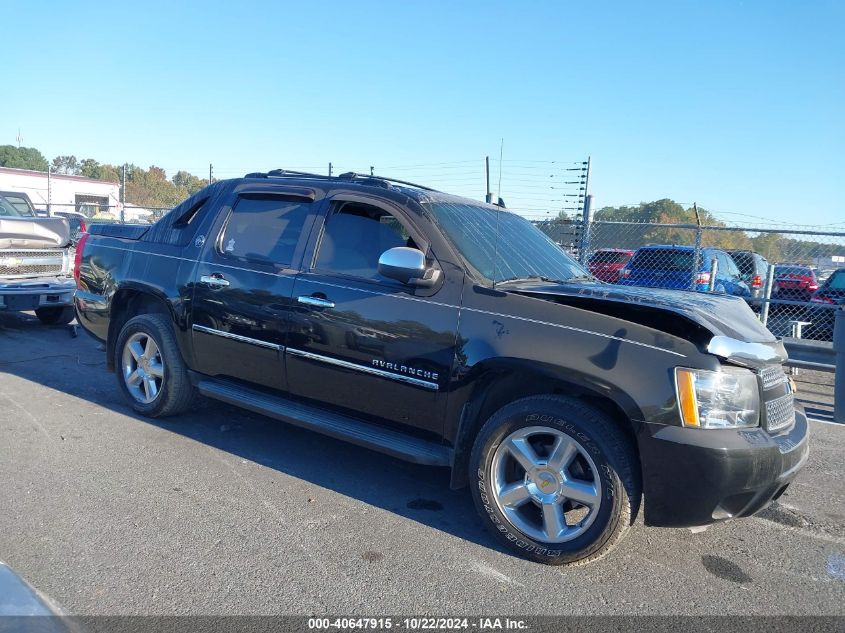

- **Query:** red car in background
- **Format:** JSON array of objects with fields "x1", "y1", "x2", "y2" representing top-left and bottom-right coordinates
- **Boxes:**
[
  {"x1": 772, "y1": 264, "x2": 819, "y2": 302},
  {"x1": 588, "y1": 248, "x2": 634, "y2": 283}
]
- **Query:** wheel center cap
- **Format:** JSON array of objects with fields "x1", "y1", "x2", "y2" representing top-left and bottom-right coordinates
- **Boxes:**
[{"x1": 527, "y1": 468, "x2": 561, "y2": 500}]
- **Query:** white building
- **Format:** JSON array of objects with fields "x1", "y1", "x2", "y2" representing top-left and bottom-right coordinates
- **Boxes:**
[{"x1": 0, "y1": 166, "x2": 121, "y2": 216}]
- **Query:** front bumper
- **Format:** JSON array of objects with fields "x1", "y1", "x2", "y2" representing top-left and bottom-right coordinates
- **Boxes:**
[
  {"x1": 0, "y1": 278, "x2": 75, "y2": 311},
  {"x1": 638, "y1": 404, "x2": 809, "y2": 528}
]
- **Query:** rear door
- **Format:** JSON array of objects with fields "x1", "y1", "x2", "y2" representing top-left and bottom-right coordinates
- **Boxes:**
[{"x1": 189, "y1": 187, "x2": 323, "y2": 391}]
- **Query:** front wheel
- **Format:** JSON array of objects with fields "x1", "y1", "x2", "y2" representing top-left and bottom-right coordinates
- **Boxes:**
[
  {"x1": 114, "y1": 313, "x2": 195, "y2": 417},
  {"x1": 470, "y1": 395, "x2": 640, "y2": 565}
]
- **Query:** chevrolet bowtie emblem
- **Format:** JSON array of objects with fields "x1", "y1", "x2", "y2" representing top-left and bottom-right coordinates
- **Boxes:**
[{"x1": 1, "y1": 257, "x2": 23, "y2": 267}]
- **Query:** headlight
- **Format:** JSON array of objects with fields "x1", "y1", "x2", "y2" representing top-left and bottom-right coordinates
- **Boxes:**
[{"x1": 674, "y1": 367, "x2": 760, "y2": 429}]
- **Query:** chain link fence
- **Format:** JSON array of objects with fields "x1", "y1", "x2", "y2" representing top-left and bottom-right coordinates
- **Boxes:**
[
  {"x1": 536, "y1": 217, "x2": 845, "y2": 344},
  {"x1": 35, "y1": 202, "x2": 170, "y2": 244},
  {"x1": 30, "y1": 186, "x2": 845, "y2": 346}
]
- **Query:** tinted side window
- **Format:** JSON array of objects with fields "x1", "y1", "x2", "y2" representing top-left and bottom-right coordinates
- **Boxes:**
[
  {"x1": 632, "y1": 249, "x2": 694, "y2": 271},
  {"x1": 828, "y1": 271, "x2": 845, "y2": 290},
  {"x1": 220, "y1": 197, "x2": 311, "y2": 267},
  {"x1": 719, "y1": 252, "x2": 740, "y2": 277},
  {"x1": 728, "y1": 253, "x2": 753, "y2": 277},
  {"x1": 590, "y1": 251, "x2": 628, "y2": 264},
  {"x1": 314, "y1": 203, "x2": 408, "y2": 279},
  {"x1": 0, "y1": 195, "x2": 35, "y2": 217}
]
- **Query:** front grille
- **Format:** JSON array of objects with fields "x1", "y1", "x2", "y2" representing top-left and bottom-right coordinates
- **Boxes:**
[
  {"x1": 0, "y1": 250, "x2": 64, "y2": 277},
  {"x1": 765, "y1": 393, "x2": 795, "y2": 433},
  {"x1": 759, "y1": 365, "x2": 787, "y2": 390}
]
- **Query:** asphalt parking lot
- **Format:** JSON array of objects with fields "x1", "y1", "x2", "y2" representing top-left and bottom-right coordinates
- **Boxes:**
[{"x1": 1, "y1": 312, "x2": 843, "y2": 616}]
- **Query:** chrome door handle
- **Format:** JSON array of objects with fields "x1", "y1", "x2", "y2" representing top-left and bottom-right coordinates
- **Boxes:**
[
  {"x1": 297, "y1": 295, "x2": 335, "y2": 309},
  {"x1": 200, "y1": 274, "x2": 230, "y2": 288}
]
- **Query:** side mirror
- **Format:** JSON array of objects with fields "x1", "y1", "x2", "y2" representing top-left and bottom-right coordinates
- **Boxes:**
[{"x1": 378, "y1": 247, "x2": 440, "y2": 287}]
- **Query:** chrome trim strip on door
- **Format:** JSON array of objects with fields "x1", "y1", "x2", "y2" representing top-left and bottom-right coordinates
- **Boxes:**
[
  {"x1": 286, "y1": 348, "x2": 440, "y2": 391},
  {"x1": 191, "y1": 324, "x2": 284, "y2": 351}
]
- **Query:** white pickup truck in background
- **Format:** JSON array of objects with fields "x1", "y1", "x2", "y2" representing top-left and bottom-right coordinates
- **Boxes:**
[{"x1": 0, "y1": 191, "x2": 76, "y2": 325}]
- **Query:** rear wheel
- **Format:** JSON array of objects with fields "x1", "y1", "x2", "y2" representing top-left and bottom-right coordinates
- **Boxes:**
[
  {"x1": 470, "y1": 395, "x2": 640, "y2": 565},
  {"x1": 35, "y1": 306, "x2": 75, "y2": 325},
  {"x1": 114, "y1": 313, "x2": 195, "y2": 417}
]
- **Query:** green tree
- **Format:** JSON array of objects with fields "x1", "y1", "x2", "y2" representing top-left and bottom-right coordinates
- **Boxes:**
[
  {"x1": 125, "y1": 165, "x2": 182, "y2": 208},
  {"x1": 0, "y1": 145, "x2": 49, "y2": 171},
  {"x1": 592, "y1": 199, "x2": 756, "y2": 251},
  {"x1": 172, "y1": 170, "x2": 209, "y2": 196},
  {"x1": 79, "y1": 159, "x2": 121, "y2": 183},
  {"x1": 750, "y1": 232, "x2": 784, "y2": 262},
  {"x1": 51, "y1": 155, "x2": 80, "y2": 175}
]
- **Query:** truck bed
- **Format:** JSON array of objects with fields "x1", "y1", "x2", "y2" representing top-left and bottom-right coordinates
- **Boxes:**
[{"x1": 88, "y1": 223, "x2": 150, "y2": 241}]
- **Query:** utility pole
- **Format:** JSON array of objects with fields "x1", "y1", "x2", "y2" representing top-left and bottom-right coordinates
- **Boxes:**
[
  {"x1": 47, "y1": 166, "x2": 52, "y2": 215},
  {"x1": 579, "y1": 194, "x2": 594, "y2": 264},
  {"x1": 485, "y1": 156, "x2": 491, "y2": 203},
  {"x1": 328, "y1": 162, "x2": 333, "y2": 177},
  {"x1": 209, "y1": 163, "x2": 213, "y2": 184},
  {"x1": 582, "y1": 156, "x2": 591, "y2": 215},
  {"x1": 691, "y1": 202, "x2": 703, "y2": 290},
  {"x1": 121, "y1": 164, "x2": 127, "y2": 224}
]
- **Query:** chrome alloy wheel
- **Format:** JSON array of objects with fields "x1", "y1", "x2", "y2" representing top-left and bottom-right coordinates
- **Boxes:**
[
  {"x1": 490, "y1": 426, "x2": 602, "y2": 543},
  {"x1": 121, "y1": 332, "x2": 165, "y2": 404}
]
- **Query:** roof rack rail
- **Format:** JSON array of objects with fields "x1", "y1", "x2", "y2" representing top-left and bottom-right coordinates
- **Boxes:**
[{"x1": 243, "y1": 168, "x2": 440, "y2": 192}]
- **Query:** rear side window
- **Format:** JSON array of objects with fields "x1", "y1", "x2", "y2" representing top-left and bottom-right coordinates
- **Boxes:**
[
  {"x1": 0, "y1": 194, "x2": 35, "y2": 217},
  {"x1": 826, "y1": 271, "x2": 845, "y2": 290},
  {"x1": 714, "y1": 251, "x2": 739, "y2": 277},
  {"x1": 631, "y1": 249, "x2": 694, "y2": 271},
  {"x1": 728, "y1": 252, "x2": 753, "y2": 276},
  {"x1": 220, "y1": 197, "x2": 311, "y2": 267},
  {"x1": 776, "y1": 266, "x2": 813, "y2": 277},
  {"x1": 589, "y1": 251, "x2": 629, "y2": 264}
]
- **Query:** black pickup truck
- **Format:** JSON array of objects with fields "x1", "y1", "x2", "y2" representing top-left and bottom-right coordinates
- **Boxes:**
[{"x1": 75, "y1": 170, "x2": 809, "y2": 565}]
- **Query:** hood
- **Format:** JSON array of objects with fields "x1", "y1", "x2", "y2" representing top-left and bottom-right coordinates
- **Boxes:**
[
  {"x1": 505, "y1": 280, "x2": 786, "y2": 364},
  {"x1": 0, "y1": 217, "x2": 70, "y2": 249}
]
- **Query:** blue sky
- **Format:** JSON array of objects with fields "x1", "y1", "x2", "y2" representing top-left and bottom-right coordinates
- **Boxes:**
[{"x1": 3, "y1": 1, "x2": 843, "y2": 225}]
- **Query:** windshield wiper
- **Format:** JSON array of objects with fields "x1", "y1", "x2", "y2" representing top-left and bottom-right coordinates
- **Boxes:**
[
  {"x1": 498, "y1": 275, "x2": 554, "y2": 284},
  {"x1": 498, "y1": 275, "x2": 594, "y2": 285}
]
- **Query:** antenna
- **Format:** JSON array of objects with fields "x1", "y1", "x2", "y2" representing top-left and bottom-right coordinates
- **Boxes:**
[
  {"x1": 16, "y1": 128, "x2": 23, "y2": 148},
  {"x1": 497, "y1": 138, "x2": 504, "y2": 200}
]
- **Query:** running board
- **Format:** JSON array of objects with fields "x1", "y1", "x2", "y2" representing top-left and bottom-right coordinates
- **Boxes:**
[{"x1": 196, "y1": 378, "x2": 452, "y2": 466}]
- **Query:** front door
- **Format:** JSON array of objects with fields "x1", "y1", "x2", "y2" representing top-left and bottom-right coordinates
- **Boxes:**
[
  {"x1": 190, "y1": 191, "x2": 319, "y2": 391},
  {"x1": 286, "y1": 195, "x2": 460, "y2": 436}
]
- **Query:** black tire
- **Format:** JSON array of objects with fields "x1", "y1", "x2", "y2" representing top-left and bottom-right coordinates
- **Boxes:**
[
  {"x1": 469, "y1": 395, "x2": 640, "y2": 565},
  {"x1": 114, "y1": 313, "x2": 195, "y2": 418},
  {"x1": 35, "y1": 306, "x2": 75, "y2": 326}
]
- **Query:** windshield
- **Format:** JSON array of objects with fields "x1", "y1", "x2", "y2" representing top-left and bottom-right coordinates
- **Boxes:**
[
  {"x1": 425, "y1": 201, "x2": 589, "y2": 283},
  {"x1": 776, "y1": 266, "x2": 813, "y2": 277},
  {"x1": 589, "y1": 251, "x2": 630, "y2": 264},
  {"x1": 631, "y1": 248, "x2": 695, "y2": 271},
  {"x1": 0, "y1": 194, "x2": 36, "y2": 217}
]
